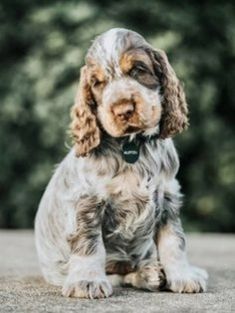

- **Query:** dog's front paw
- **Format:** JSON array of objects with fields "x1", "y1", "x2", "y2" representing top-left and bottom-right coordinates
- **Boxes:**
[
  {"x1": 167, "y1": 266, "x2": 208, "y2": 293},
  {"x1": 62, "y1": 279, "x2": 113, "y2": 299}
]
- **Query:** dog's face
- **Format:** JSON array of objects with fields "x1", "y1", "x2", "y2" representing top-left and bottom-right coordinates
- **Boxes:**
[
  {"x1": 88, "y1": 46, "x2": 162, "y2": 138},
  {"x1": 71, "y1": 28, "x2": 188, "y2": 156}
]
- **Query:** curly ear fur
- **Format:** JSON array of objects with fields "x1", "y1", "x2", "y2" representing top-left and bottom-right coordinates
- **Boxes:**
[
  {"x1": 152, "y1": 49, "x2": 189, "y2": 138},
  {"x1": 70, "y1": 66, "x2": 100, "y2": 156}
]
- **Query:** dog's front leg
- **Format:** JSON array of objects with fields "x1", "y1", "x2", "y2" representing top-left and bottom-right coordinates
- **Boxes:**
[
  {"x1": 157, "y1": 219, "x2": 208, "y2": 293},
  {"x1": 62, "y1": 198, "x2": 112, "y2": 299}
]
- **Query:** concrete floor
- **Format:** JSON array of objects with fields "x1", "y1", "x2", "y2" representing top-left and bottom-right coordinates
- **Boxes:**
[{"x1": 0, "y1": 231, "x2": 234, "y2": 313}]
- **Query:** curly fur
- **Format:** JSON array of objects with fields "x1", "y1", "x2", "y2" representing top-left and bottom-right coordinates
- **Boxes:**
[
  {"x1": 35, "y1": 28, "x2": 207, "y2": 299},
  {"x1": 70, "y1": 66, "x2": 100, "y2": 156},
  {"x1": 70, "y1": 29, "x2": 188, "y2": 156},
  {"x1": 151, "y1": 49, "x2": 189, "y2": 138}
]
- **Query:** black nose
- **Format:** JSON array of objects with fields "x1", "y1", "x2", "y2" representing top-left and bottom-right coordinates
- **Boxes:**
[{"x1": 112, "y1": 102, "x2": 135, "y2": 120}]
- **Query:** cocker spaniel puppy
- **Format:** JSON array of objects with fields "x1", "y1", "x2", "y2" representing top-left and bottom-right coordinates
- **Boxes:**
[{"x1": 35, "y1": 28, "x2": 208, "y2": 298}]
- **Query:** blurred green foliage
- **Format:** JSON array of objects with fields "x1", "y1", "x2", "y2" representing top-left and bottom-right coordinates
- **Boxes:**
[{"x1": 0, "y1": 0, "x2": 234, "y2": 231}]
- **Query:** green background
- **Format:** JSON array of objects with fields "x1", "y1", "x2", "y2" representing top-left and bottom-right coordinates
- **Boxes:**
[{"x1": 0, "y1": 0, "x2": 234, "y2": 231}]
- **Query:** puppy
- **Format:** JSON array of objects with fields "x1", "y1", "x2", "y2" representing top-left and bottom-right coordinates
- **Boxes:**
[{"x1": 35, "y1": 28, "x2": 208, "y2": 298}]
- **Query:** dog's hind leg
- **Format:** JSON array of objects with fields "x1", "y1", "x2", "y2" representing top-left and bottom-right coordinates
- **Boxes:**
[{"x1": 123, "y1": 259, "x2": 165, "y2": 291}]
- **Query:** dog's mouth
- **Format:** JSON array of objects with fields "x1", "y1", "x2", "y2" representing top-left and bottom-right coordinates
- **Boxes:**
[
  {"x1": 125, "y1": 125, "x2": 142, "y2": 134},
  {"x1": 118, "y1": 122, "x2": 156, "y2": 137},
  {"x1": 119, "y1": 124, "x2": 147, "y2": 137}
]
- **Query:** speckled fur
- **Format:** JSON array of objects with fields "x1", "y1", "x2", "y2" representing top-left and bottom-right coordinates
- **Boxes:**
[{"x1": 35, "y1": 28, "x2": 207, "y2": 299}]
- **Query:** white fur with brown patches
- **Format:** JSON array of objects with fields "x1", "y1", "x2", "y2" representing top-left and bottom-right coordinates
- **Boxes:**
[
  {"x1": 89, "y1": 28, "x2": 147, "y2": 74},
  {"x1": 62, "y1": 238, "x2": 113, "y2": 299},
  {"x1": 35, "y1": 28, "x2": 207, "y2": 298},
  {"x1": 35, "y1": 139, "x2": 208, "y2": 296},
  {"x1": 99, "y1": 77, "x2": 161, "y2": 137},
  {"x1": 35, "y1": 141, "x2": 167, "y2": 284}
]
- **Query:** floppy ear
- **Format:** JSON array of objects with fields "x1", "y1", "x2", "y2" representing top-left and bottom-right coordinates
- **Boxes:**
[
  {"x1": 70, "y1": 66, "x2": 100, "y2": 156},
  {"x1": 151, "y1": 49, "x2": 189, "y2": 138}
]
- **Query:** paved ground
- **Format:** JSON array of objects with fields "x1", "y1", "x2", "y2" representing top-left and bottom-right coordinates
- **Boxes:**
[{"x1": 0, "y1": 231, "x2": 234, "y2": 313}]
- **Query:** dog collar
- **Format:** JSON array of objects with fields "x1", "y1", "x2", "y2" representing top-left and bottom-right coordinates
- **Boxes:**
[{"x1": 121, "y1": 133, "x2": 159, "y2": 164}]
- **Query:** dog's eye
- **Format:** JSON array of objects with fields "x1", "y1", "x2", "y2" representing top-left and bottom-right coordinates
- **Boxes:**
[
  {"x1": 129, "y1": 63, "x2": 151, "y2": 77},
  {"x1": 91, "y1": 77, "x2": 104, "y2": 88},
  {"x1": 129, "y1": 63, "x2": 159, "y2": 89}
]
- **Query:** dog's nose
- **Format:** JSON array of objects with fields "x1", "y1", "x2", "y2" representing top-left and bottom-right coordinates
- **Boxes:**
[{"x1": 112, "y1": 102, "x2": 135, "y2": 120}]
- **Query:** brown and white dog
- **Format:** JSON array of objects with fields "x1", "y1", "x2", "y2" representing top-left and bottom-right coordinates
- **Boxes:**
[{"x1": 35, "y1": 28, "x2": 208, "y2": 298}]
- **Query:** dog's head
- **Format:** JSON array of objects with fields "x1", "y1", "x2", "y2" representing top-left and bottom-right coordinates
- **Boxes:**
[{"x1": 70, "y1": 28, "x2": 188, "y2": 156}]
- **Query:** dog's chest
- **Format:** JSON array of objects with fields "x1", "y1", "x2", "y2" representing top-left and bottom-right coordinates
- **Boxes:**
[{"x1": 102, "y1": 168, "x2": 157, "y2": 254}]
